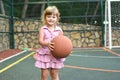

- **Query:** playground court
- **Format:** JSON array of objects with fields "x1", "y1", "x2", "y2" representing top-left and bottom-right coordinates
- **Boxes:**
[{"x1": 0, "y1": 48, "x2": 120, "y2": 80}]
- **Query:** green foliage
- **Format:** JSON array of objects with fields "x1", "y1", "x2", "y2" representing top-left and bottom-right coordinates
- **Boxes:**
[{"x1": 12, "y1": 0, "x2": 103, "y2": 25}]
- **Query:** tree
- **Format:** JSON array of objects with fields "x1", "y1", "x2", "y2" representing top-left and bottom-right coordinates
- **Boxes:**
[
  {"x1": 30, "y1": 0, "x2": 46, "y2": 17},
  {"x1": 0, "y1": 0, "x2": 5, "y2": 15},
  {"x1": 21, "y1": 0, "x2": 28, "y2": 18},
  {"x1": 41, "y1": 0, "x2": 46, "y2": 16}
]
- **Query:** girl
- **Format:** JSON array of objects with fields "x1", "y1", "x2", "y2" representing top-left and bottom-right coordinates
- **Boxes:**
[{"x1": 35, "y1": 6, "x2": 65, "y2": 80}]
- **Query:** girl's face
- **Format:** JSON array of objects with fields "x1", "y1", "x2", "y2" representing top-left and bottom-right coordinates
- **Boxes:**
[{"x1": 45, "y1": 14, "x2": 58, "y2": 26}]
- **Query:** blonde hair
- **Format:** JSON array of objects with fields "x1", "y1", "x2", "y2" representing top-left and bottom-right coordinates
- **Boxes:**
[{"x1": 41, "y1": 6, "x2": 60, "y2": 25}]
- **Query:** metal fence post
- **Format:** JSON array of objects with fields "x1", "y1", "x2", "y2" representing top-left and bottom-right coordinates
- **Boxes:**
[
  {"x1": 100, "y1": 0, "x2": 105, "y2": 47},
  {"x1": 9, "y1": 0, "x2": 15, "y2": 49}
]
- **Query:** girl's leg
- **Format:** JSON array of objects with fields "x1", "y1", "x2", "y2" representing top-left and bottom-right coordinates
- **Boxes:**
[
  {"x1": 50, "y1": 68, "x2": 59, "y2": 80},
  {"x1": 41, "y1": 69, "x2": 49, "y2": 80}
]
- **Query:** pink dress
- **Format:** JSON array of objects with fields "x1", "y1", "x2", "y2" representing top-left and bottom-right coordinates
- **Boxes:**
[{"x1": 35, "y1": 25, "x2": 65, "y2": 69}]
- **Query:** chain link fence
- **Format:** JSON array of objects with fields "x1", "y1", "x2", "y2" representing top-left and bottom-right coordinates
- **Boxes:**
[{"x1": 0, "y1": 0, "x2": 105, "y2": 51}]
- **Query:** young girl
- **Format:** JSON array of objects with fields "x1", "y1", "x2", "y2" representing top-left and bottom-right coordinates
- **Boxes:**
[{"x1": 35, "y1": 6, "x2": 65, "y2": 80}]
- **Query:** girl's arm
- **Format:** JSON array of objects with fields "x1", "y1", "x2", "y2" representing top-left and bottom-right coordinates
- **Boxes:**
[
  {"x1": 38, "y1": 28, "x2": 54, "y2": 50},
  {"x1": 59, "y1": 28, "x2": 63, "y2": 35},
  {"x1": 38, "y1": 28, "x2": 47, "y2": 46}
]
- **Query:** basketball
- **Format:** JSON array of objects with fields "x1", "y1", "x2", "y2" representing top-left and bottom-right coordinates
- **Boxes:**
[{"x1": 51, "y1": 35, "x2": 73, "y2": 58}]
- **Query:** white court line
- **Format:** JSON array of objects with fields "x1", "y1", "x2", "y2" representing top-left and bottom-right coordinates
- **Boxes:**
[
  {"x1": 0, "y1": 52, "x2": 35, "y2": 73},
  {"x1": 72, "y1": 49, "x2": 104, "y2": 52},
  {"x1": 70, "y1": 54, "x2": 120, "y2": 59},
  {"x1": 0, "y1": 50, "x2": 27, "y2": 63}
]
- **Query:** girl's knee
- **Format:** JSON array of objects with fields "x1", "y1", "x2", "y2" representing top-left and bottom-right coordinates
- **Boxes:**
[
  {"x1": 50, "y1": 69, "x2": 59, "y2": 80},
  {"x1": 41, "y1": 69, "x2": 49, "y2": 80}
]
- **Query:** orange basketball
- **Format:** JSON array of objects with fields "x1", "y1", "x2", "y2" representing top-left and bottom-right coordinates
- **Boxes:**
[{"x1": 51, "y1": 35, "x2": 73, "y2": 58}]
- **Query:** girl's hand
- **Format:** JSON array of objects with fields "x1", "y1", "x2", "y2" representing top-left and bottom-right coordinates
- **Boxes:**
[{"x1": 47, "y1": 42, "x2": 54, "y2": 51}]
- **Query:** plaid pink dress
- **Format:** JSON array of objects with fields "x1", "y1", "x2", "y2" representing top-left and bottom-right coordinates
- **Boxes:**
[{"x1": 35, "y1": 25, "x2": 65, "y2": 69}]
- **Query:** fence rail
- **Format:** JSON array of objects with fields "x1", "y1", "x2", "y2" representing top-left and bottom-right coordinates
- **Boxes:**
[{"x1": 0, "y1": 0, "x2": 107, "y2": 51}]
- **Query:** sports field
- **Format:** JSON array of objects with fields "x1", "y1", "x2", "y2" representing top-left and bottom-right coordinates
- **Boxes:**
[{"x1": 0, "y1": 48, "x2": 120, "y2": 80}]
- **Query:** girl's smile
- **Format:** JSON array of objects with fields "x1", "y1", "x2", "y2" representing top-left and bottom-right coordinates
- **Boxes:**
[{"x1": 46, "y1": 14, "x2": 57, "y2": 26}]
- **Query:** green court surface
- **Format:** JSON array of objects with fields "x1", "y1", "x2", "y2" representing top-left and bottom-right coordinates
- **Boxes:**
[{"x1": 0, "y1": 48, "x2": 120, "y2": 80}]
